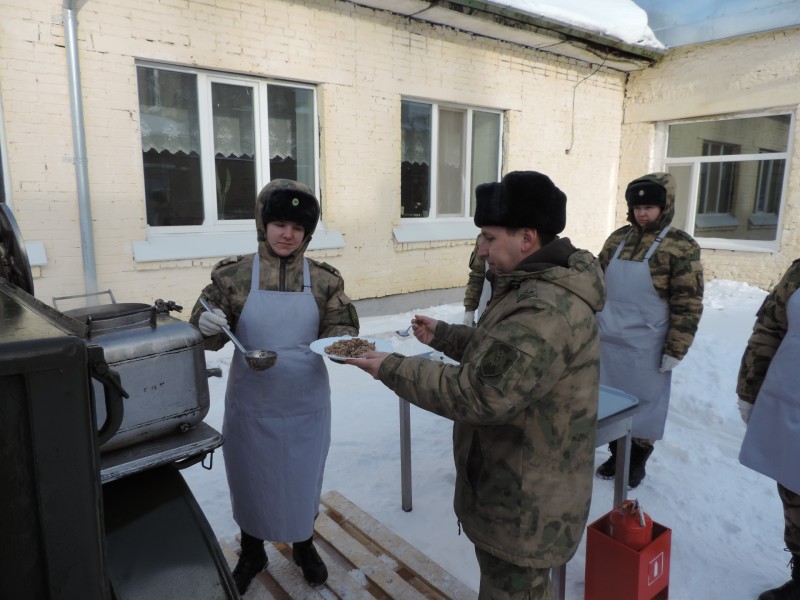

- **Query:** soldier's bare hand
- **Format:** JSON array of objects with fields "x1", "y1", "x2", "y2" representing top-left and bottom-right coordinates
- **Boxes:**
[
  {"x1": 347, "y1": 351, "x2": 390, "y2": 379},
  {"x1": 412, "y1": 315, "x2": 437, "y2": 345}
]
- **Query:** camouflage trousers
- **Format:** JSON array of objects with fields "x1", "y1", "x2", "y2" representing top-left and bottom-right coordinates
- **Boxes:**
[
  {"x1": 779, "y1": 483, "x2": 800, "y2": 553},
  {"x1": 475, "y1": 547, "x2": 552, "y2": 600}
]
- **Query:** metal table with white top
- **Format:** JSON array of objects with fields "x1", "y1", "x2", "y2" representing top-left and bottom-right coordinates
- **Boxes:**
[{"x1": 397, "y1": 361, "x2": 639, "y2": 599}]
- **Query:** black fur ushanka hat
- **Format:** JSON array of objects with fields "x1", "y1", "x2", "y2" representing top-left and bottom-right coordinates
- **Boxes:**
[
  {"x1": 474, "y1": 171, "x2": 566, "y2": 234},
  {"x1": 260, "y1": 182, "x2": 320, "y2": 238}
]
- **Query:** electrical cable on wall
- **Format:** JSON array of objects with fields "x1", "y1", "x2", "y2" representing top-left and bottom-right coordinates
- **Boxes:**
[{"x1": 565, "y1": 53, "x2": 609, "y2": 154}]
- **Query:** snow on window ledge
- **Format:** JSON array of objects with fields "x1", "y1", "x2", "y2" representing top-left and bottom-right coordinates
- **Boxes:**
[{"x1": 393, "y1": 219, "x2": 479, "y2": 244}]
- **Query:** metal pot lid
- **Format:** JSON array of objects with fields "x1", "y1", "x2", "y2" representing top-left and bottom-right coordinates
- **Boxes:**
[{"x1": 0, "y1": 203, "x2": 34, "y2": 295}]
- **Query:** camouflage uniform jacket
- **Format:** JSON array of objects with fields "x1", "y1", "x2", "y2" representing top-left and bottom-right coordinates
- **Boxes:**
[
  {"x1": 597, "y1": 172, "x2": 704, "y2": 361},
  {"x1": 464, "y1": 234, "x2": 485, "y2": 311},
  {"x1": 189, "y1": 181, "x2": 358, "y2": 349},
  {"x1": 737, "y1": 260, "x2": 800, "y2": 404},
  {"x1": 377, "y1": 238, "x2": 605, "y2": 568}
]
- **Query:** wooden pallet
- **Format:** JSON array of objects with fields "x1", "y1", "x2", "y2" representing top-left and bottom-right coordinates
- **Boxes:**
[{"x1": 220, "y1": 490, "x2": 477, "y2": 600}]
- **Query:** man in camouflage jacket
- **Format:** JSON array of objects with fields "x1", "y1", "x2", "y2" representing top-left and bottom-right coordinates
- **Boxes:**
[
  {"x1": 595, "y1": 172, "x2": 704, "y2": 488},
  {"x1": 350, "y1": 171, "x2": 604, "y2": 599},
  {"x1": 737, "y1": 260, "x2": 800, "y2": 600}
]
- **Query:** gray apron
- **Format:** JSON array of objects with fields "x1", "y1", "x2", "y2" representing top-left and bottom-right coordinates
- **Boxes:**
[
  {"x1": 477, "y1": 260, "x2": 491, "y2": 322},
  {"x1": 597, "y1": 227, "x2": 672, "y2": 439},
  {"x1": 222, "y1": 256, "x2": 331, "y2": 542},
  {"x1": 740, "y1": 289, "x2": 800, "y2": 494}
]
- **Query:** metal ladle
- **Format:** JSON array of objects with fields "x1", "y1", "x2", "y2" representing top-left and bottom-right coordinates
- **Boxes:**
[{"x1": 199, "y1": 298, "x2": 277, "y2": 371}]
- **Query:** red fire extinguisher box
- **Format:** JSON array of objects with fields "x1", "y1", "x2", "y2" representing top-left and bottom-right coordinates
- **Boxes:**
[{"x1": 585, "y1": 511, "x2": 671, "y2": 600}]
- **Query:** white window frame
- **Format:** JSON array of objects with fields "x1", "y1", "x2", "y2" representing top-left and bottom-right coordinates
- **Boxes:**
[
  {"x1": 394, "y1": 98, "x2": 503, "y2": 244},
  {"x1": 661, "y1": 110, "x2": 794, "y2": 253},
  {"x1": 132, "y1": 62, "x2": 342, "y2": 262}
]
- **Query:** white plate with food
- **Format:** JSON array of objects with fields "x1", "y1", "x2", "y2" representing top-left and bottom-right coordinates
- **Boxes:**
[{"x1": 310, "y1": 336, "x2": 393, "y2": 361}]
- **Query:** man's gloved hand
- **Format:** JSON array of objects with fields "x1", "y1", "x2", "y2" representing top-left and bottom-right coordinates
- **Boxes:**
[
  {"x1": 463, "y1": 310, "x2": 475, "y2": 326},
  {"x1": 738, "y1": 398, "x2": 754, "y2": 425},
  {"x1": 659, "y1": 354, "x2": 681, "y2": 373},
  {"x1": 198, "y1": 308, "x2": 228, "y2": 336}
]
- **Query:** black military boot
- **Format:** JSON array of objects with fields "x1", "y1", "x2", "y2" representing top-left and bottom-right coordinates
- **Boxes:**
[
  {"x1": 759, "y1": 554, "x2": 800, "y2": 600},
  {"x1": 595, "y1": 441, "x2": 618, "y2": 479},
  {"x1": 628, "y1": 443, "x2": 654, "y2": 489},
  {"x1": 292, "y1": 536, "x2": 328, "y2": 587},
  {"x1": 232, "y1": 530, "x2": 267, "y2": 595}
]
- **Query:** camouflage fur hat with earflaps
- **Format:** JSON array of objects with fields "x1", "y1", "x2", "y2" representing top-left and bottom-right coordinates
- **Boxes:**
[
  {"x1": 258, "y1": 179, "x2": 320, "y2": 239},
  {"x1": 474, "y1": 171, "x2": 566, "y2": 234}
]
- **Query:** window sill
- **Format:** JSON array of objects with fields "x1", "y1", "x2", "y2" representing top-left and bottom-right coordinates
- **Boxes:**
[
  {"x1": 393, "y1": 219, "x2": 479, "y2": 244},
  {"x1": 698, "y1": 238, "x2": 778, "y2": 253},
  {"x1": 748, "y1": 213, "x2": 779, "y2": 227},
  {"x1": 132, "y1": 226, "x2": 345, "y2": 263},
  {"x1": 695, "y1": 213, "x2": 740, "y2": 229}
]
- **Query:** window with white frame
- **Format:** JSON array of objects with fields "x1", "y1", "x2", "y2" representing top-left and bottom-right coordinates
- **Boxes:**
[
  {"x1": 136, "y1": 64, "x2": 317, "y2": 229},
  {"x1": 665, "y1": 113, "x2": 792, "y2": 250},
  {"x1": 400, "y1": 100, "x2": 501, "y2": 220}
]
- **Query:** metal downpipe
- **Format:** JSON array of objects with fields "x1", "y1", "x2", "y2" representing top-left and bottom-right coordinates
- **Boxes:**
[{"x1": 63, "y1": 1, "x2": 98, "y2": 297}]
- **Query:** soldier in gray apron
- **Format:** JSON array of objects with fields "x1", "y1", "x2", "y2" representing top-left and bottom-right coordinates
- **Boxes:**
[
  {"x1": 594, "y1": 173, "x2": 704, "y2": 489},
  {"x1": 191, "y1": 179, "x2": 359, "y2": 595},
  {"x1": 738, "y1": 262, "x2": 800, "y2": 600},
  {"x1": 597, "y1": 228, "x2": 671, "y2": 485}
]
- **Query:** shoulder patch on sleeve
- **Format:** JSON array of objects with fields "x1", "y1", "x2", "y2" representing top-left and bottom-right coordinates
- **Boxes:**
[
  {"x1": 214, "y1": 255, "x2": 244, "y2": 268},
  {"x1": 478, "y1": 340, "x2": 520, "y2": 378}
]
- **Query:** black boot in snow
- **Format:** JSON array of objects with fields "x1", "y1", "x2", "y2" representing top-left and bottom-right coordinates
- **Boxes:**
[
  {"x1": 595, "y1": 441, "x2": 618, "y2": 479},
  {"x1": 292, "y1": 536, "x2": 328, "y2": 587},
  {"x1": 627, "y1": 443, "x2": 654, "y2": 489},
  {"x1": 759, "y1": 553, "x2": 800, "y2": 600},
  {"x1": 232, "y1": 530, "x2": 267, "y2": 595}
]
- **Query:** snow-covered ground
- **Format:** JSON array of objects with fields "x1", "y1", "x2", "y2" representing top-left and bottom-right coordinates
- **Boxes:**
[{"x1": 184, "y1": 279, "x2": 790, "y2": 599}]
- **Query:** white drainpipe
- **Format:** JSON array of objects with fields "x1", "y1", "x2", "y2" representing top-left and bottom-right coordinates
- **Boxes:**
[{"x1": 63, "y1": 0, "x2": 98, "y2": 297}]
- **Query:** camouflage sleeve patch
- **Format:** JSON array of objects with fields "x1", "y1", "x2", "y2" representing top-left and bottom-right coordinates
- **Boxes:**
[{"x1": 477, "y1": 340, "x2": 521, "y2": 378}]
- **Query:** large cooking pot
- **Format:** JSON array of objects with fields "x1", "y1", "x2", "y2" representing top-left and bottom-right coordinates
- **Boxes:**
[{"x1": 65, "y1": 300, "x2": 211, "y2": 453}]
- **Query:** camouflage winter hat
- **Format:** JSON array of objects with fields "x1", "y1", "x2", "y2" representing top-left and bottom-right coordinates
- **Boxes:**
[
  {"x1": 259, "y1": 179, "x2": 320, "y2": 238},
  {"x1": 474, "y1": 171, "x2": 566, "y2": 234}
]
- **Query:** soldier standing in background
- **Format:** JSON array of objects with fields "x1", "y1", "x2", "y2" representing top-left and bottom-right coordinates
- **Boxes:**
[
  {"x1": 595, "y1": 172, "x2": 704, "y2": 488},
  {"x1": 190, "y1": 179, "x2": 359, "y2": 595},
  {"x1": 738, "y1": 260, "x2": 800, "y2": 600},
  {"x1": 463, "y1": 233, "x2": 491, "y2": 326},
  {"x1": 348, "y1": 171, "x2": 605, "y2": 599}
]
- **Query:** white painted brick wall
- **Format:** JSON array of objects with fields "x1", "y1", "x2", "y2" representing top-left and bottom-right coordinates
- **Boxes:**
[{"x1": 2, "y1": 0, "x2": 629, "y2": 307}]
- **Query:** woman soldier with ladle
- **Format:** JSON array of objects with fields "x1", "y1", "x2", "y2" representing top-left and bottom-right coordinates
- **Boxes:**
[{"x1": 190, "y1": 179, "x2": 360, "y2": 595}]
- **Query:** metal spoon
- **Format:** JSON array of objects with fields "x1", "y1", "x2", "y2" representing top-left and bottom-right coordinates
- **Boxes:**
[
  {"x1": 395, "y1": 324, "x2": 413, "y2": 337},
  {"x1": 198, "y1": 298, "x2": 277, "y2": 371}
]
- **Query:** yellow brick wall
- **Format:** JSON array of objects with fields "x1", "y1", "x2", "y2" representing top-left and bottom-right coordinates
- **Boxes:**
[{"x1": 1, "y1": 0, "x2": 627, "y2": 309}]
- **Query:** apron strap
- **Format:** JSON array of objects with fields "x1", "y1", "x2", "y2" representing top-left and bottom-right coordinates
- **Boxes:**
[
  {"x1": 612, "y1": 230, "x2": 632, "y2": 260},
  {"x1": 644, "y1": 225, "x2": 672, "y2": 261}
]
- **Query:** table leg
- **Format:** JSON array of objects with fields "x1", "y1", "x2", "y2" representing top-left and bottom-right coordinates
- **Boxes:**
[
  {"x1": 613, "y1": 431, "x2": 632, "y2": 507},
  {"x1": 399, "y1": 397, "x2": 412, "y2": 512},
  {"x1": 551, "y1": 564, "x2": 566, "y2": 600}
]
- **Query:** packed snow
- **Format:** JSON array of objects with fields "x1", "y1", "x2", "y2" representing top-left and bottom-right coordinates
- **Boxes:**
[{"x1": 184, "y1": 278, "x2": 791, "y2": 599}]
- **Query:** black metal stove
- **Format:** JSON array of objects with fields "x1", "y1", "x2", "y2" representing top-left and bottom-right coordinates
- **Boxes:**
[{"x1": 0, "y1": 203, "x2": 238, "y2": 600}]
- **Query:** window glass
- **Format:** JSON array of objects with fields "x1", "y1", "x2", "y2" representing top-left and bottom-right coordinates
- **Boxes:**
[
  {"x1": 665, "y1": 114, "x2": 792, "y2": 247},
  {"x1": 470, "y1": 111, "x2": 501, "y2": 217},
  {"x1": 138, "y1": 68, "x2": 203, "y2": 226},
  {"x1": 401, "y1": 101, "x2": 432, "y2": 217},
  {"x1": 212, "y1": 82, "x2": 256, "y2": 220},
  {"x1": 437, "y1": 108, "x2": 465, "y2": 216},
  {"x1": 268, "y1": 85, "x2": 315, "y2": 189},
  {"x1": 401, "y1": 100, "x2": 501, "y2": 219}
]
